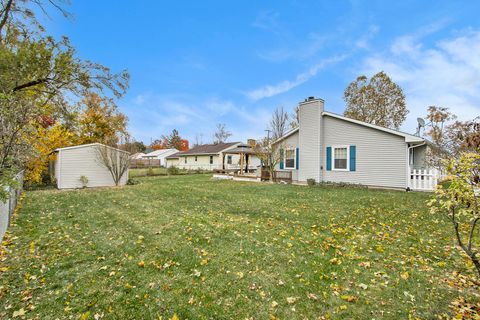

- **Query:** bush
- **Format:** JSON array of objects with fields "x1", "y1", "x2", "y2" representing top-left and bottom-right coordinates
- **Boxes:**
[
  {"x1": 147, "y1": 168, "x2": 155, "y2": 176},
  {"x1": 79, "y1": 175, "x2": 88, "y2": 188},
  {"x1": 127, "y1": 178, "x2": 139, "y2": 185},
  {"x1": 318, "y1": 181, "x2": 367, "y2": 189},
  {"x1": 167, "y1": 166, "x2": 179, "y2": 175}
]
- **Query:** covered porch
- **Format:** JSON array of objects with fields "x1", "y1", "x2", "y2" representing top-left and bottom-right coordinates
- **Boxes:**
[{"x1": 215, "y1": 144, "x2": 259, "y2": 179}]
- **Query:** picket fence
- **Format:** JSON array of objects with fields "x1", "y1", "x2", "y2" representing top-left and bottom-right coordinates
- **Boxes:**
[{"x1": 409, "y1": 168, "x2": 443, "y2": 191}]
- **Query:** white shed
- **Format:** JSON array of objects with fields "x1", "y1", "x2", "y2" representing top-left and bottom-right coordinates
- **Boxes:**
[{"x1": 53, "y1": 143, "x2": 129, "y2": 189}]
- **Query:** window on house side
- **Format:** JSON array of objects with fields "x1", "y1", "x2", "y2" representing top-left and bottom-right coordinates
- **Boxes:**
[
  {"x1": 184, "y1": 157, "x2": 187, "y2": 164},
  {"x1": 284, "y1": 149, "x2": 295, "y2": 169},
  {"x1": 333, "y1": 147, "x2": 348, "y2": 170},
  {"x1": 209, "y1": 155, "x2": 213, "y2": 164},
  {"x1": 227, "y1": 155, "x2": 232, "y2": 164},
  {"x1": 195, "y1": 156, "x2": 198, "y2": 162}
]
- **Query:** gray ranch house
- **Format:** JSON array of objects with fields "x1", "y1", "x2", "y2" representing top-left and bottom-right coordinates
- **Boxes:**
[{"x1": 273, "y1": 97, "x2": 435, "y2": 190}]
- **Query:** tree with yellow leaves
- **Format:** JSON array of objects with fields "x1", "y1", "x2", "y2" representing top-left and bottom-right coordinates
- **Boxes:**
[
  {"x1": 429, "y1": 151, "x2": 480, "y2": 277},
  {"x1": 24, "y1": 123, "x2": 73, "y2": 185},
  {"x1": 75, "y1": 93, "x2": 128, "y2": 145}
]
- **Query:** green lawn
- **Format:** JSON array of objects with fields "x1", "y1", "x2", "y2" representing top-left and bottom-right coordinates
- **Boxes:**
[
  {"x1": 128, "y1": 167, "x2": 169, "y2": 178},
  {"x1": 0, "y1": 175, "x2": 478, "y2": 319}
]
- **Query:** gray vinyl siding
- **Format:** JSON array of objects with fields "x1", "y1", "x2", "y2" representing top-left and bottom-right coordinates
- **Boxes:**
[
  {"x1": 298, "y1": 99, "x2": 323, "y2": 182},
  {"x1": 275, "y1": 131, "x2": 299, "y2": 181},
  {"x1": 57, "y1": 145, "x2": 128, "y2": 189},
  {"x1": 322, "y1": 116, "x2": 407, "y2": 189}
]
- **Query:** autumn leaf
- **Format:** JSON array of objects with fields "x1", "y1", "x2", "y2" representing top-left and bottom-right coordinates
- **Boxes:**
[
  {"x1": 286, "y1": 297, "x2": 297, "y2": 304},
  {"x1": 12, "y1": 308, "x2": 26, "y2": 318},
  {"x1": 340, "y1": 295, "x2": 358, "y2": 302},
  {"x1": 79, "y1": 311, "x2": 91, "y2": 320},
  {"x1": 307, "y1": 293, "x2": 318, "y2": 300},
  {"x1": 138, "y1": 261, "x2": 145, "y2": 267}
]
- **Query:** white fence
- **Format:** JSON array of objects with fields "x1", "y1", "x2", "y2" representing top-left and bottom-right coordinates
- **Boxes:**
[
  {"x1": 409, "y1": 169, "x2": 443, "y2": 191},
  {"x1": 0, "y1": 171, "x2": 24, "y2": 242}
]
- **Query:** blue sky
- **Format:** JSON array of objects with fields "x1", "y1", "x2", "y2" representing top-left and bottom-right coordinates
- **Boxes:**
[{"x1": 42, "y1": 1, "x2": 480, "y2": 144}]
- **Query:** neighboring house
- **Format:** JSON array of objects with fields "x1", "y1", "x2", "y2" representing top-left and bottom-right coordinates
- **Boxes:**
[
  {"x1": 131, "y1": 152, "x2": 146, "y2": 159},
  {"x1": 142, "y1": 148, "x2": 178, "y2": 166},
  {"x1": 53, "y1": 143, "x2": 129, "y2": 189},
  {"x1": 273, "y1": 97, "x2": 430, "y2": 190},
  {"x1": 166, "y1": 142, "x2": 261, "y2": 171}
]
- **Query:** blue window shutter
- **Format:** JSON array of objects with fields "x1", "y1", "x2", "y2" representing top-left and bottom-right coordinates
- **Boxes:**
[
  {"x1": 349, "y1": 145, "x2": 356, "y2": 171},
  {"x1": 326, "y1": 147, "x2": 332, "y2": 171},
  {"x1": 295, "y1": 147, "x2": 299, "y2": 170},
  {"x1": 279, "y1": 148, "x2": 284, "y2": 169}
]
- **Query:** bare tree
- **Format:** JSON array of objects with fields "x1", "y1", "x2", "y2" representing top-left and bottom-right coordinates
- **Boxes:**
[
  {"x1": 95, "y1": 142, "x2": 131, "y2": 186},
  {"x1": 289, "y1": 105, "x2": 299, "y2": 129},
  {"x1": 213, "y1": 123, "x2": 232, "y2": 144},
  {"x1": 253, "y1": 137, "x2": 285, "y2": 182},
  {"x1": 193, "y1": 133, "x2": 203, "y2": 147},
  {"x1": 270, "y1": 107, "x2": 289, "y2": 139}
]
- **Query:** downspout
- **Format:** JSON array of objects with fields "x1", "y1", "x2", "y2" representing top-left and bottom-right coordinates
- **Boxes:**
[{"x1": 406, "y1": 142, "x2": 426, "y2": 191}]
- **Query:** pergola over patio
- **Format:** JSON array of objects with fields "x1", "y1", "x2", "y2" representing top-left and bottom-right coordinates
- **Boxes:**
[{"x1": 222, "y1": 144, "x2": 257, "y2": 175}]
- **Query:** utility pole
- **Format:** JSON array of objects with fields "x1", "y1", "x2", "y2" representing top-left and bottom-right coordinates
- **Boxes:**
[{"x1": 265, "y1": 129, "x2": 271, "y2": 143}]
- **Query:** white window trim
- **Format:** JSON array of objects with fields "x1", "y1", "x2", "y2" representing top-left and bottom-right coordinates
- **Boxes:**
[
  {"x1": 332, "y1": 145, "x2": 349, "y2": 171},
  {"x1": 283, "y1": 148, "x2": 296, "y2": 170}
]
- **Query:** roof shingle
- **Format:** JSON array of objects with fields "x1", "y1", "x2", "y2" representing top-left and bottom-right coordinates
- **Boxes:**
[{"x1": 165, "y1": 142, "x2": 240, "y2": 158}]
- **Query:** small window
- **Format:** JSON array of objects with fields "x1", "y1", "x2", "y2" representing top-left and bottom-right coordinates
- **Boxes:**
[
  {"x1": 227, "y1": 155, "x2": 232, "y2": 164},
  {"x1": 409, "y1": 148, "x2": 415, "y2": 165},
  {"x1": 333, "y1": 146, "x2": 348, "y2": 170},
  {"x1": 195, "y1": 156, "x2": 198, "y2": 162},
  {"x1": 284, "y1": 149, "x2": 296, "y2": 169},
  {"x1": 184, "y1": 157, "x2": 187, "y2": 164},
  {"x1": 209, "y1": 155, "x2": 214, "y2": 164}
]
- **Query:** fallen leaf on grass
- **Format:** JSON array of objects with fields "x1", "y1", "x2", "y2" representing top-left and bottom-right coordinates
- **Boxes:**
[
  {"x1": 358, "y1": 283, "x2": 368, "y2": 290},
  {"x1": 340, "y1": 295, "x2": 358, "y2": 302},
  {"x1": 286, "y1": 297, "x2": 297, "y2": 304},
  {"x1": 307, "y1": 293, "x2": 318, "y2": 300},
  {"x1": 12, "y1": 308, "x2": 26, "y2": 317}
]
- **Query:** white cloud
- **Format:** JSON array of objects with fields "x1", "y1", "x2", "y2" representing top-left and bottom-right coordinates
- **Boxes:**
[
  {"x1": 363, "y1": 29, "x2": 480, "y2": 132},
  {"x1": 355, "y1": 25, "x2": 380, "y2": 49},
  {"x1": 123, "y1": 95, "x2": 271, "y2": 144},
  {"x1": 256, "y1": 33, "x2": 328, "y2": 63},
  {"x1": 246, "y1": 55, "x2": 347, "y2": 101},
  {"x1": 252, "y1": 10, "x2": 281, "y2": 34}
]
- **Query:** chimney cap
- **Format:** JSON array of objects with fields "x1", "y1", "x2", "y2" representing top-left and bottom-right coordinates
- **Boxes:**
[{"x1": 300, "y1": 96, "x2": 325, "y2": 104}]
